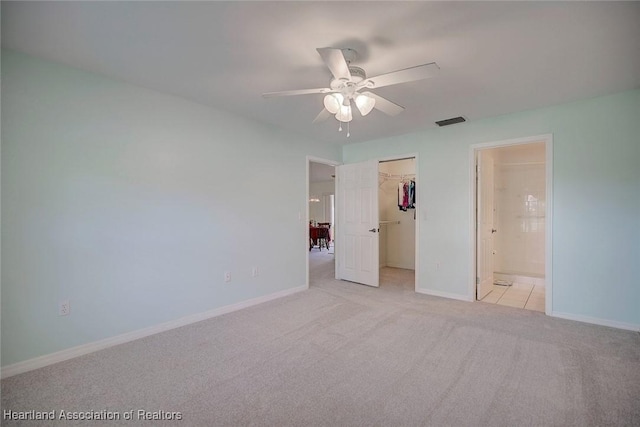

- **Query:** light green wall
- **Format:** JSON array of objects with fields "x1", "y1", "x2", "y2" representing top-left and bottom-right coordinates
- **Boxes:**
[
  {"x1": 1, "y1": 50, "x2": 340, "y2": 366},
  {"x1": 344, "y1": 89, "x2": 640, "y2": 326}
]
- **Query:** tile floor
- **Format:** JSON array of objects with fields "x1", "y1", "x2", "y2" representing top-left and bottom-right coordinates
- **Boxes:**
[{"x1": 480, "y1": 282, "x2": 545, "y2": 312}]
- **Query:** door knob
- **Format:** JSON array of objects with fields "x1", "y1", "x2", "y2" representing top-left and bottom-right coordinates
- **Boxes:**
[{"x1": 369, "y1": 228, "x2": 378, "y2": 233}]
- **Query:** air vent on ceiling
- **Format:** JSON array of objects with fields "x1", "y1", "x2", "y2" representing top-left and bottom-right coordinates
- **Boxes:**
[{"x1": 435, "y1": 116, "x2": 466, "y2": 127}]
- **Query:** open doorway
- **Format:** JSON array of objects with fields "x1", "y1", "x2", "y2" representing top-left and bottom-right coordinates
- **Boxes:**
[
  {"x1": 472, "y1": 136, "x2": 552, "y2": 313},
  {"x1": 333, "y1": 155, "x2": 419, "y2": 291},
  {"x1": 378, "y1": 158, "x2": 416, "y2": 292},
  {"x1": 308, "y1": 159, "x2": 337, "y2": 287}
]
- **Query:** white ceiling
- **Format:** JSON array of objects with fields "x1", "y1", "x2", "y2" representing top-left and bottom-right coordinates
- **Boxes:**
[{"x1": 2, "y1": 1, "x2": 639, "y2": 145}]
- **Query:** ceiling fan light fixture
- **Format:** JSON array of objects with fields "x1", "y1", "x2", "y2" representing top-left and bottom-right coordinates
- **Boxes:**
[
  {"x1": 335, "y1": 104, "x2": 352, "y2": 122},
  {"x1": 355, "y1": 93, "x2": 376, "y2": 116},
  {"x1": 323, "y1": 93, "x2": 343, "y2": 114},
  {"x1": 263, "y1": 47, "x2": 440, "y2": 136}
]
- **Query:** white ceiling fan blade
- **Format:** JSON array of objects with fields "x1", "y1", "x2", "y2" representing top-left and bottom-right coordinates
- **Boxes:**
[
  {"x1": 262, "y1": 88, "x2": 331, "y2": 98},
  {"x1": 368, "y1": 93, "x2": 405, "y2": 116},
  {"x1": 312, "y1": 108, "x2": 331, "y2": 123},
  {"x1": 360, "y1": 62, "x2": 440, "y2": 89},
  {"x1": 316, "y1": 47, "x2": 351, "y2": 81}
]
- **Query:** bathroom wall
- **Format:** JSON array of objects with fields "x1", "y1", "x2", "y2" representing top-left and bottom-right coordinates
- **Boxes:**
[{"x1": 492, "y1": 143, "x2": 546, "y2": 278}]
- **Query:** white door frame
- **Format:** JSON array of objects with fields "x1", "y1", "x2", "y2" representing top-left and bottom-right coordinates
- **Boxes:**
[
  {"x1": 306, "y1": 156, "x2": 341, "y2": 289},
  {"x1": 376, "y1": 153, "x2": 420, "y2": 292},
  {"x1": 468, "y1": 134, "x2": 553, "y2": 314}
]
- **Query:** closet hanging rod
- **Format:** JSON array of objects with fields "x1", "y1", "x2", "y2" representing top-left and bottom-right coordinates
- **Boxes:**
[
  {"x1": 379, "y1": 157, "x2": 415, "y2": 163},
  {"x1": 379, "y1": 220, "x2": 401, "y2": 225}
]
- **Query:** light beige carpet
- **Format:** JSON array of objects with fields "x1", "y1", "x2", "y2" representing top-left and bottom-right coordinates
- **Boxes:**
[{"x1": 2, "y1": 251, "x2": 639, "y2": 426}]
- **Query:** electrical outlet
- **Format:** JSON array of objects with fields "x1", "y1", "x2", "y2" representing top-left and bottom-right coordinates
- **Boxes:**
[
  {"x1": 59, "y1": 300, "x2": 70, "y2": 316},
  {"x1": 224, "y1": 271, "x2": 231, "y2": 282},
  {"x1": 251, "y1": 266, "x2": 259, "y2": 277}
]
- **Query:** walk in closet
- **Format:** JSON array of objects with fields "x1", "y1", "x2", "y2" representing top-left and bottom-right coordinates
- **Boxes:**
[{"x1": 378, "y1": 158, "x2": 416, "y2": 270}]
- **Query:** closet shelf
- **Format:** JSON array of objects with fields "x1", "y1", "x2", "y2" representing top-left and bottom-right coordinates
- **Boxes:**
[
  {"x1": 378, "y1": 172, "x2": 415, "y2": 180},
  {"x1": 379, "y1": 220, "x2": 400, "y2": 225},
  {"x1": 378, "y1": 172, "x2": 415, "y2": 187}
]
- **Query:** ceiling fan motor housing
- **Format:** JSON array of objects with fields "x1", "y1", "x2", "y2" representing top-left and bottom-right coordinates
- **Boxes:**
[
  {"x1": 330, "y1": 66, "x2": 367, "y2": 91},
  {"x1": 348, "y1": 66, "x2": 366, "y2": 82}
]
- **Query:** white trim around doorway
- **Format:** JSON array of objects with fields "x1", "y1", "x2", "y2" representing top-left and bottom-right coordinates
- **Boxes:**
[{"x1": 468, "y1": 134, "x2": 553, "y2": 315}]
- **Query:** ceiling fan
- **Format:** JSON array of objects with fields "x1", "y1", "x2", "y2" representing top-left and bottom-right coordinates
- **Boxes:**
[{"x1": 263, "y1": 47, "x2": 439, "y2": 135}]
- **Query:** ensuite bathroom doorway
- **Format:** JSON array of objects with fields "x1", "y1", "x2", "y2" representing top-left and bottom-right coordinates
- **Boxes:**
[{"x1": 475, "y1": 140, "x2": 550, "y2": 313}]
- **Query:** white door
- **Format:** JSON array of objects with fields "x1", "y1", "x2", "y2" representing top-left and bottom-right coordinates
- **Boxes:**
[
  {"x1": 335, "y1": 160, "x2": 379, "y2": 287},
  {"x1": 477, "y1": 151, "x2": 495, "y2": 300}
]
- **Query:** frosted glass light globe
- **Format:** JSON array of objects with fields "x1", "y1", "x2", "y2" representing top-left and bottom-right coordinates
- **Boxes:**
[
  {"x1": 323, "y1": 93, "x2": 344, "y2": 114},
  {"x1": 355, "y1": 93, "x2": 376, "y2": 116}
]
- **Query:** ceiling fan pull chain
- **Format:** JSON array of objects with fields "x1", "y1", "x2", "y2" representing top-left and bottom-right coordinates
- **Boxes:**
[
  {"x1": 347, "y1": 121, "x2": 350, "y2": 138},
  {"x1": 338, "y1": 123, "x2": 342, "y2": 132}
]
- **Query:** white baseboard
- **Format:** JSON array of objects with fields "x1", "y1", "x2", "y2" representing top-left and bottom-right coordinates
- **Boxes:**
[
  {"x1": 551, "y1": 311, "x2": 640, "y2": 332},
  {"x1": 415, "y1": 288, "x2": 474, "y2": 302},
  {"x1": 1, "y1": 285, "x2": 307, "y2": 379}
]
